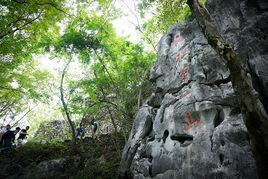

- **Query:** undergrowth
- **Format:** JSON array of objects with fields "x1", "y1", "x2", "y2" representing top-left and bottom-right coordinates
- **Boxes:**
[{"x1": 0, "y1": 133, "x2": 125, "y2": 179}]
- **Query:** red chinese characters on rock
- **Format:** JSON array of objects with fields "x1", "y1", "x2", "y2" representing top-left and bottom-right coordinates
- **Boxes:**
[
  {"x1": 174, "y1": 32, "x2": 181, "y2": 46},
  {"x1": 175, "y1": 45, "x2": 189, "y2": 83},
  {"x1": 179, "y1": 64, "x2": 189, "y2": 83},
  {"x1": 176, "y1": 47, "x2": 188, "y2": 64},
  {"x1": 183, "y1": 112, "x2": 200, "y2": 133},
  {"x1": 178, "y1": 90, "x2": 190, "y2": 99}
]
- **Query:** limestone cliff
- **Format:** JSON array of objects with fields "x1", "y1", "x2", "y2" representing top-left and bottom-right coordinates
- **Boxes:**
[{"x1": 118, "y1": 0, "x2": 268, "y2": 178}]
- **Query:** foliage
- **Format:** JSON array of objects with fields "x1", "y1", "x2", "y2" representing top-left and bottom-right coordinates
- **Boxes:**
[
  {"x1": 51, "y1": 11, "x2": 155, "y2": 135},
  {"x1": 0, "y1": 133, "x2": 125, "y2": 178},
  {"x1": 0, "y1": 59, "x2": 53, "y2": 123},
  {"x1": 137, "y1": 0, "x2": 206, "y2": 47},
  {"x1": 139, "y1": 0, "x2": 191, "y2": 32},
  {"x1": 70, "y1": 133, "x2": 126, "y2": 178},
  {"x1": 13, "y1": 141, "x2": 69, "y2": 164},
  {"x1": 0, "y1": 0, "x2": 66, "y2": 123},
  {"x1": 0, "y1": 0, "x2": 156, "y2": 142},
  {"x1": 27, "y1": 102, "x2": 63, "y2": 135},
  {"x1": 33, "y1": 120, "x2": 71, "y2": 142}
]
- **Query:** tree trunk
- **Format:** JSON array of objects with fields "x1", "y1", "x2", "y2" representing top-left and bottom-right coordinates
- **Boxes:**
[
  {"x1": 60, "y1": 60, "x2": 76, "y2": 144},
  {"x1": 93, "y1": 70, "x2": 119, "y2": 135},
  {"x1": 106, "y1": 105, "x2": 119, "y2": 135},
  {"x1": 10, "y1": 107, "x2": 34, "y2": 128},
  {"x1": 186, "y1": 0, "x2": 268, "y2": 178},
  {"x1": 137, "y1": 88, "x2": 142, "y2": 109}
]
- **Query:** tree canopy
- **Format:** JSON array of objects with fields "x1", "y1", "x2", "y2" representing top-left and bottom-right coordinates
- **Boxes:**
[
  {"x1": 0, "y1": 0, "x2": 155, "y2": 141},
  {"x1": 0, "y1": 0, "x2": 66, "y2": 123}
]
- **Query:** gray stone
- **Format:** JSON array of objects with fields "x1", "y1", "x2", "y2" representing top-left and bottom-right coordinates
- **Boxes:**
[
  {"x1": 118, "y1": 0, "x2": 268, "y2": 178},
  {"x1": 27, "y1": 156, "x2": 80, "y2": 178},
  {"x1": 206, "y1": 0, "x2": 268, "y2": 111},
  {"x1": 34, "y1": 120, "x2": 70, "y2": 142},
  {"x1": 118, "y1": 106, "x2": 153, "y2": 178}
]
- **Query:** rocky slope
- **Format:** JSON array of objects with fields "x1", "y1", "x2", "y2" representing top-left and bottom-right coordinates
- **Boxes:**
[
  {"x1": 118, "y1": 0, "x2": 268, "y2": 178},
  {"x1": 0, "y1": 133, "x2": 125, "y2": 179}
]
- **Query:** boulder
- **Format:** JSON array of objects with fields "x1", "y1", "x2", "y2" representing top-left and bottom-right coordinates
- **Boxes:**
[{"x1": 27, "y1": 156, "x2": 80, "y2": 178}]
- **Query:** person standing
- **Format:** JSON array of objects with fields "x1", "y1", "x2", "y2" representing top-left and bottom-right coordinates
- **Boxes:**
[
  {"x1": 91, "y1": 119, "x2": 97, "y2": 138},
  {"x1": 14, "y1": 127, "x2": 21, "y2": 135},
  {"x1": 1, "y1": 126, "x2": 20, "y2": 152},
  {"x1": 17, "y1": 126, "x2": 30, "y2": 147},
  {"x1": 0, "y1": 125, "x2": 10, "y2": 147},
  {"x1": 75, "y1": 126, "x2": 83, "y2": 139}
]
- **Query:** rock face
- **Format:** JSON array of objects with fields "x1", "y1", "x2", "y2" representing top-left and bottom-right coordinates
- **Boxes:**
[
  {"x1": 118, "y1": 0, "x2": 268, "y2": 178},
  {"x1": 206, "y1": 0, "x2": 268, "y2": 113},
  {"x1": 26, "y1": 156, "x2": 81, "y2": 178},
  {"x1": 34, "y1": 120, "x2": 70, "y2": 142}
]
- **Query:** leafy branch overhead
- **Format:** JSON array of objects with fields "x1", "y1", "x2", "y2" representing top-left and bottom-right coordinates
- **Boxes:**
[
  {"x1": 52, "y1": 13, "x2": 155, "y2": 135},
  {"x1": 0, "y1": 0, "x2": 155, "y2": 143}
]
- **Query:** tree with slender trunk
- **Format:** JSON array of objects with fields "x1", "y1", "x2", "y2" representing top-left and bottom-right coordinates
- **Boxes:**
[
  {"x1": 186, "y1": 0, "x2": 268, "y2": 178},
  {"x1": 60, "y1": 59, "x2": 76, "y2": 144}
]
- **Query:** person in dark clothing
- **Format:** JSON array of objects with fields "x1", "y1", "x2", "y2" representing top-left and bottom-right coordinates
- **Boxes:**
[
  {"x1": 17, "y1": 126, "x2": 29, "y2": 147},
  {"x1": 75, "y1": 126, "x2": 83, "y2": 138},
  {"x1": 14, "y1": 127, "x2": 21, "y2": 135},
  {"x1": 2, "y1": 131, "x2": 14, "y2": 151},
  {"x1": 0, "y1": 124, "x2": 10, "y2": 147},
  {"x1": 1, "y1": 127, "x2": 20, "y2": 152}
]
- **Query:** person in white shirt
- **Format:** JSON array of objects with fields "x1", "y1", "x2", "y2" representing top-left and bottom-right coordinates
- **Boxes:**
[
  {"x1": 17, "y1": 126, "x2": 30, "y2": 147},
  {"x1": 91, "y1": 119, "x2": 97, "y2": 138}
]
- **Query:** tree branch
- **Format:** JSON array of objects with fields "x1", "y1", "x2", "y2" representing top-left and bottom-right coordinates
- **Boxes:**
[
  {"x1": 60, "y1": 57, "x2": 76, "y2": 144},
  {"x1": 0, "y1": 12, "x2": 42, "y2": 40},
  {"x1": 12, "y1": 0, "x2": 71, "y2": 16},
  {"x1": 0, "y1": 85, "x2": 26, "y2": 94},
  {"x1": 10, "y1": 106, "x2": 35, "y2": 128}
]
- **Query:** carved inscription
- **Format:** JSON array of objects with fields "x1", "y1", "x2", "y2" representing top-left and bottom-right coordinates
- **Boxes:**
[
  {"x1": 183, "y1": 112, "x2": 200, "y2": 133},
  {"x1": 177, "y1": 90, "x2": 191, "y2": 100},
  {"x1": 174, "y1": 32, "x2": 185, "y2": 48},
  {"x1": 179, "y1": 64, "x2": 189, "y2": 83},
  {"x1": 174, "y1": 32, "x2": 189, "y2": 83},
  {"x1": 176, "y1": 46, "x2": 188, "y2": 64},
  {"x1": 174, "y1": 32, "x2": 181, "y2": 46}
]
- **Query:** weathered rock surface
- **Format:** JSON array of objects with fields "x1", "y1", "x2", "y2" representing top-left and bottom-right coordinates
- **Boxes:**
[
  {"x1": 118, "y1": 0, "x2": 268, "y2": 178},
  {"x1": 207, "y1": 0, "x2": 268, "y2": 111},
  {"x1": 26, "y1": 156, "x2": 81, "y2": 178},
  {"x1": 34, "y1": 120, "x2": 70, "y2": 143},
  {"x1": 0, "y1": 155, "x2": 81, "y2": 179}
]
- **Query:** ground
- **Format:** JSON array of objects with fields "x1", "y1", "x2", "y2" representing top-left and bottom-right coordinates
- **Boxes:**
[{"x1": 0, "y1": 133, "x2": 125, "y2": 179}]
